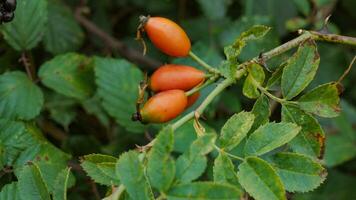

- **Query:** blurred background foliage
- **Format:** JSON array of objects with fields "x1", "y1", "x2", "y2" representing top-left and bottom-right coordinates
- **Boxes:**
[{"x1": 1, "y1": 0, "x2": 355, "y2": 199}]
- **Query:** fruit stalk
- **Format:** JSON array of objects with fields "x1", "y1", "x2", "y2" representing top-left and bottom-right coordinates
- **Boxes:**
[{"x1": 188, "y1": 51, "x2": 221, "y2": 75}]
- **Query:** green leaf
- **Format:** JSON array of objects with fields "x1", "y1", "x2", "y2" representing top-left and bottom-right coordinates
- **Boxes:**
[
  {"x1": 218, "y1": 111, "x2": 255, "y2": 150},
  {"x1": 0, "y1": 119, "x2": 44, "y2": 166},
  {"x1": 324, "y1": 102, "x2": 356, "y2": 167},
  {"x1": 14, "y1": 142, "x2": 71, "y2": 193},
  {"x1": 14, "y1": 143, "x2": 70, "y2": 168},
  {"x1": 167, "y1": 182, "x2": 242, "y2": 200},
  {"x1": 81, "y1": 154, "x2": 119, "y2": 186},
  {"x1": 218, "y1": 60, "x2": 238, "y2": 80},
  {"x1": 44, "y1": 92, "x2": 77, "y2": 130},
  {"x1": 297, "y1": 82, "x2": 340, "y2": 118},
  {"x1": 266, "y1": 62, "x2": 286, "y2": 90},
  {"x1": 196, "y1": 0, "x2": 232, "y2": 20},
  {"x1": 53, "y1": 167, "x2": 75, "y2": 200},
  {"x1": 270, "y1": 152, "x2": 326, "y2": 192},
  {"x1": 95, "y1": 57, "x2": 145, "y2": 133},
  {"x1": 0, "y1": 71, "x2": 44, "y2": 120},
  {"x1": 0, "y1": 182, "x2": 21, "y2": 200},
  {"x1": 81, "y1": 95, "x2": 110, "y2": 127},
  {"x1": 243, "y1": 63, "x2": 265, "y2": 99},
  {"x1": 176, "y1": 133, "x2": 216, "y2": 183},
  {"x1": 281, "y1": 105, "x2": 325, "y2": 158},
  {"x1": 224, "y1": 25, "x2": 271, "y2": 61},
  {"x1": 251, "y1": 94, "x2": 270, "y2": 131},
  {"x1": 220, "y1": 16, "x2": 280, "y2": 61},
  {"x1": 35, "y1": 163, "x2": 70, "y2": 194},
  {"x1": 147, "y1": 126, "x2": 175, "y2": 191},
  {"x1": 245, "y1": 122, "x2": 301, "y2": 156},
  {"x1": 44, "y1": 0, "x2": 84, "y2": 54},
  {"x1": 281, "y1": 40, "x2": 320, "y2": 100},
  {"x1": 237, "y1": 156, "x2": 286, "y2": 200},
  {"x1": 213, "y1": 152, "x2": 240, "y2": 186},
  {"x1": 176, "y1": 155, "x2": 207, "y2": 184},
  {"x1": 1, "y1": 0, "x2": 48, "y2": 50},
  {"x1": 173, "y1": 120, "x2": 198, "y2": 153},
  {"x1": 116, "y1": 151, "x2": 154, "y2": 200},
  {"x1": 18, "y1": 163, "x2": 51, "y2": 200},
  {"x1": 39, "y1": 53, "x2": 95, "y2": 100}
]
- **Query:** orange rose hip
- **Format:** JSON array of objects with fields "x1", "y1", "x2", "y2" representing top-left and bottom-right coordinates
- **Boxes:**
[
  {"x1": 140, "y1": 90, "x2": 188, "y2": 123},
  {"x1": 142, "y1": 16, "x2": 191, "y2": 57},
  {"x1": 150, "y1": 64, "x2": 205, "y2": 92}
]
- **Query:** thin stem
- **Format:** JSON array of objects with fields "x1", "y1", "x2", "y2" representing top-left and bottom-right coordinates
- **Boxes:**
[
  {"x1": 172, "y1": 78, "x2": 234, "y2": 130},
  {"x1": 256, "y1": 83, "x2": 286, "y2": 104},
  {"x1": 185, "y1": 75, "x2": 218, "y2": 96},
  {"x1": 260, "y1": 32, "x2": 312, "y2": 61},
  {"x1": 172, "y1": 112, "x2": 194, "y2": 131},
  {"x1": 224, "y1": 152, "x2": 245, "y2": 162},
  {"x1": 20, "y1": 52, "x2": 34, "y2": 81},
  {"x1": 338, "y1": 55, "x2": 356, "y2": 83},
  {"x1": 309, "y1": 30, "x2": 356, "y2": 46},
  {"x1": 241, "y1": 30, "x2": 356, "y2": 74},
  {"x1": 249, "y1": 76, "x2": 298, "y2": 105},
  {"x1": 214, "y1": 145, "x2": 244, "y2": 162},
  {"x1": 195, "y1": 78, "x2": 234, "y2": 117},
  {"x1": 189, "y1": 51, "x2": 221, "y2": 75}
]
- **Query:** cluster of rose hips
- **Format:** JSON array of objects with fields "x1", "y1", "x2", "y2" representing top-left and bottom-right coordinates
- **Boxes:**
[
  {"x1": 132, "y1": 16, "x2": 207, "y2": 124},
  {"x1": 0, "y1": 0, "x2": 16, "y2": 23}
]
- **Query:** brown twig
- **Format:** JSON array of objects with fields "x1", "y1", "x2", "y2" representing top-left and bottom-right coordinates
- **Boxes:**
[
  {"x1": 89, "y1": 180, "x2": 101, "y2": 200},
  {"x1": 38, "y1": 119, "x2": 69, "y2": 142},
  {"x1": 19, "y1": 52, "x2": 34, "y2": 81},
  {"x1": 74, "y1": 7, "x2": 161, "y2": 69}
]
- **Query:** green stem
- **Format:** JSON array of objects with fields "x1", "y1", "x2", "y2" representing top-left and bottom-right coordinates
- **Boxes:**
[
  {"x1": 259, "y1": 32, "x2": 313, "y2": 61},
  {"x1": 189, "y1": 51, "x2": 221, "y2": 75},
  {"x1": 172, "y1": 112, "x2": 194, "y2": 131},
  {"x1": 309, "y1": 30, "x2": 356, "y2": 46},
  {"x1": 255, "y1": 83, "x2": 286, "y2": 104},
  {"x1": 195, "y1": 78, "x2": 234, "y2": 116},
  {"x1": 249, "y1": 76, "x2": 298, "y2": 105},
  {"x1": 185, "y1": 75, "x2": 218, "y2": 96},
  {"x1": 172, "y1": 78, "x2": 234, "y2": 130},
  {"x1": 214, "y1": 145, "x2": 244, "y2": 162}
]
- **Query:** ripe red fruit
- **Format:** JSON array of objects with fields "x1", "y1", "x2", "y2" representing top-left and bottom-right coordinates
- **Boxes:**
[
  {"x1": 142, "y1": 16, "x2": 191, "y2": 57},
  {"x1": 140, "y1": 90, "x2": 187, "y2": 123},
  {"x1": 150, "y1": 64, "x2": 205, "y2": 92},
  {"x1": 186, "y1": 92, "x2": 200, "y2": 108}
]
